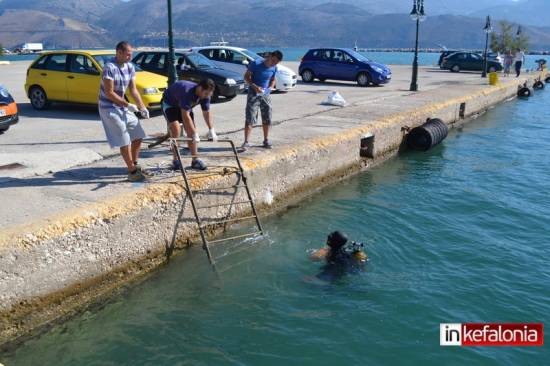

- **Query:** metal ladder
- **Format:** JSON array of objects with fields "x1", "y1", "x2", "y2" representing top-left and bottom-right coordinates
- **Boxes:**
[{"x1": 169, "y1": 138, "x2": 264, "y2": 265}]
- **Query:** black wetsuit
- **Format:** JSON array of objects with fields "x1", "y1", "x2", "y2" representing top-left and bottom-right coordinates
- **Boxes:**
[{"x1": 317, "y1": 250, "x2": 364, "y2": 281}]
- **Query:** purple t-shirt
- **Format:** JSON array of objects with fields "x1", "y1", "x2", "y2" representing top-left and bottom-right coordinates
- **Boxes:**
[{"x1": 163, "y1": 80, "x2": 210, "y2": 112}]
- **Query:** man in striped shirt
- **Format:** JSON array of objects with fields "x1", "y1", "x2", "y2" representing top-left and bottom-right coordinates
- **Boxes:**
[{"x1": 99, "y1": 41, "x2": 150, "y2": 182}]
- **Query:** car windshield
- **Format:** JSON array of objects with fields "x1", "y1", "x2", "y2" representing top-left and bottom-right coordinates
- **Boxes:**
[
  {"x1": 0, "y1": 85, "x2": 11, "y2": 99},
  {"x1": 186, "y1": 53, "x2": 217, "y2": 69},
  {"x1": 241, "y1": 49, "x2": 261, "y2": 60},
  {"x1": 93, "y1": 54, "x2": 143, "y2": 71},
  {"x1": 346, "y1": 50, "x2": 370, "y2": 63}
]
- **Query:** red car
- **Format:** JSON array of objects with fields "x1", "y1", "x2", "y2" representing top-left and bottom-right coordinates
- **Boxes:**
[{"x1": 0, "y1": 85, "x2": 18, "y2": 133}]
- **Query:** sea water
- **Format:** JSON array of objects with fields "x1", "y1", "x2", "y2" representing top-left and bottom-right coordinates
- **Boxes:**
[{"x1": 2, "y1": 83, "x2": 549, "y2": 366}]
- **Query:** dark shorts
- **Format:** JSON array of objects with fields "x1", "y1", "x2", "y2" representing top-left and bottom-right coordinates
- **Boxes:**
[
  {"x1": 245, "y1": 90, "x2": 272, "y2": 126},
  {"x1": 161, "y1": 98, "x2": 194, "y2": 126}
]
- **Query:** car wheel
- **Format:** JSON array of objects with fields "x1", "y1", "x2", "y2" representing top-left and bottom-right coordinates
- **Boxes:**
[
  {"x1": 488, "y1": 66, "x2": 497, "y2": 73},
  {"x1": 356, "y1": 72, "x2": 371, "y2": 87},
  {"x1": 226, "y1": 94, "x2": 236, "y2": 101},
  {"x1": 29, "y1": 86, "x2": 50, "y2": 110},
  {"x1": 301, "y1": 69, "x2": 314, "y2": 82},
  {"x1": 0, "y1": 126, "x2": 9, "y2": 133},
  {"x1": 451, "y1": 65, "x2": 460, "y2": 73}
]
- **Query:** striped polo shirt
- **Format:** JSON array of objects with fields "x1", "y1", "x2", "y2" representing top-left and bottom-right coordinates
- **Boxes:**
[{"x1": 98, "y1": 58, "x2": 135, "y2": 109}]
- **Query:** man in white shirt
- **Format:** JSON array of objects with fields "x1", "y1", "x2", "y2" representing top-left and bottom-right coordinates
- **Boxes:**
[{"x1": 514, "y1": 49, "x2": 525, "y2": 77}]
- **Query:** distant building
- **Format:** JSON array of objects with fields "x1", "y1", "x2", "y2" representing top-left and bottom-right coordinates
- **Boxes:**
[{"x1": 20, "y1": 43, "x2": 44, "y2": 53}]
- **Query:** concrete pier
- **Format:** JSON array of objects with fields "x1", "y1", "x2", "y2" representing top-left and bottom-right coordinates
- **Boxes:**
[{"x1": 0, "y1": 60, "x2": 544, "y2": 346}]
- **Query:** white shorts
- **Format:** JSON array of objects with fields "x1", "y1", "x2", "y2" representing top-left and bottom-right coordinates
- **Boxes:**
[{"x1": 99, "y1": 107, "x2": 146, "y2": 148}]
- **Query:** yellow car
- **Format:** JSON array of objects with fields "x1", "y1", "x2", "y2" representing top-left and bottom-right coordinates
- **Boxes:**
[{"x1": 24, "y1": 50, "x2": 167, "y2": 110}]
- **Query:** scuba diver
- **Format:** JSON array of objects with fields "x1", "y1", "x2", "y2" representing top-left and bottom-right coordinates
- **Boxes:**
[{"x1": 310, "y1": 231, "x2": 368, "y2": 281}]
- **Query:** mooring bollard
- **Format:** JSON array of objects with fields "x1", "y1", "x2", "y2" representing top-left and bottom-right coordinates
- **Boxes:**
[{"x1": 488, "y1": 72, "x2": 499, "y2": 86}]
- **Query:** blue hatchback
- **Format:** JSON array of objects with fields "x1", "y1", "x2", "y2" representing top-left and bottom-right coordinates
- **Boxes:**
[{"x1": 299, "y1": 48, "x2": 391, "y2": 86}]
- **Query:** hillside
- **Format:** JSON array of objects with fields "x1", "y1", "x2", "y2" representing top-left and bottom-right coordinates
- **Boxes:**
[
  {"x1": 0, "y1": 9, "x2": 112, "y2": 48},
  {"x1": 1, "y1": 0, "x2": 550, "y2": 50},
  {"x1": 0, "y1": 0, "x2": 119, "y2": 48},
  {"x1": 101, "y1": 0, "x2": 550, "y2": 50},
  {"x1": 0, "y1": 0, "x2": 121, "y2": 22}
]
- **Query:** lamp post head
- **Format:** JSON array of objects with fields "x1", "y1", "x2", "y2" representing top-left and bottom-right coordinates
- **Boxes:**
[
  {"x1": 410, "y1": 0, "x2": 427, "y2": 21},
  {"x1": 410, "y1": 0, "x2": 419, "y2": 21},
  {"x1": 484, "y1": 15, "x2": 492, "y2": 34},
  {"x1": 419, "y1": 0, "x2": 427, "y2": 22}
]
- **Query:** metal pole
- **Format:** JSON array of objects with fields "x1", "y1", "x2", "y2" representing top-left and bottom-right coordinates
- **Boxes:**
[
  {"x1": 167, "y1": 0, "x2": 178, "y2": 86},
  {"x1": 482, "y1": 32, "x2": 489, "y2": 78},
  {"x1": 410, "y1": 17, "x2": 420, "y2": 92}
]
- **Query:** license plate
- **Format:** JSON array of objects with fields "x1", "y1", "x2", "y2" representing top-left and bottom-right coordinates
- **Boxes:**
[{"x1": 0, "y1": 109, "x2": 6, "y2": 117}]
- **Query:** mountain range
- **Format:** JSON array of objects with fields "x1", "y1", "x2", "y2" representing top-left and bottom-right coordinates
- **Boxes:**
[{"x1": 1, "y1": 0, "x2": 549, "y2": 50}]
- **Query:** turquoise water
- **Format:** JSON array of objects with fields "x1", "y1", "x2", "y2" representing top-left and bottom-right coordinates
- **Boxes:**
[
  {"x1": 1, "y1": 49, "x2": 440, "y2": 65},
  {"x1": 3, "y1": 49, "x2": 547, "y2": 69},
  {"x1": 2, "y1": 88, "x2": 550, "y2": 364}
]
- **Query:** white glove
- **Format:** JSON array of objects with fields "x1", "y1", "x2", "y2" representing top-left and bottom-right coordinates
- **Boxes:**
[
  {"x1": 139, "y1": 108, "x2": 150, "y2": 119},
  {"x1": 127, "y1": 103, "x2": 139, "y2": 113},
  {"x1": 207, "y1": 128, "x2": 218, "y2": 141},
  {"x1": 192, "y1": 132, "x2": 200, "y2": 143}
]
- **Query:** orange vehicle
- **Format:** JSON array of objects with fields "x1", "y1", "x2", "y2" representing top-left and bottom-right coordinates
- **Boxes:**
[{"x1": 0, "y1": 85, "x2": 18, "y2": 133}]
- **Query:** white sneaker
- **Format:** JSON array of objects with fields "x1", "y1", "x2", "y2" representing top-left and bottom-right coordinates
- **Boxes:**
[
  {"x1": 192, "y1": 133, "x2": 200, "y2": 143},
  {"x1": 207, "y1": 128, "x2": 218, "y2": 141}
]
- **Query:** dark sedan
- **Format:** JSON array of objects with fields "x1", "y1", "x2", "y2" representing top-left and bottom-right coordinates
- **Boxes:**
[
  {"x1": 0, "y1": 85, "x2": 18, "y2": 133},
  {"x1": 132, "y1": 51, "x2": 246, "y2": 101},
  {"x1": 441, "y1": 52, "x2": 503, "y2": 73}
]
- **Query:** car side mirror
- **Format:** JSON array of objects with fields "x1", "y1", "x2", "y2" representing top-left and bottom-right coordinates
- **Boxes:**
[{"x1": 242, "y1": 60, "x2": 249, "y2": 65}]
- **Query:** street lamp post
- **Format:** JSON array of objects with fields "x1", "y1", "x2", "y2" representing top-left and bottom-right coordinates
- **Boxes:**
[
  {"x1": 481, "y1": 15, "x2": 492, "y2": 78},
  {"x1": 409, "y1": 0, "x2": 426, "y2": 92},
  {"x1": 167, "y1": 0, "x2": 178, "y2": 86}
]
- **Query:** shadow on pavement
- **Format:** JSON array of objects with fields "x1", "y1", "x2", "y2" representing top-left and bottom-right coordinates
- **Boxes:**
[
  {"x1": 0, "y1": 166, "x2": 128, "y2": 190},
  {"x1": 17, "y1": 102, "x2": 99, "y2": 121},
  {"x1": 0, "y1": 139, "x2": 107, "y2": 146}
]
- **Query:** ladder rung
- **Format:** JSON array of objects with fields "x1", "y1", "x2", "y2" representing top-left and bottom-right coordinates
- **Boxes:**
[
  {"x1": 196, "y1": 200, "x2": 252, "y2": 210},
  {"x1": 201, "y1": 215, "x2": 257, "y2": 228},
  {"x1": 216, "y1": 257, "x2": 256, "y2": 274},
  {"x1": 186, "y1": 171, "x2": 239, "y2": 177},
  {"x1": 208, "y1": 231, "x2": 263, "y2": 245},
  {"x1": 192, "y1": 185, "x2": 246, "y2": 193}
]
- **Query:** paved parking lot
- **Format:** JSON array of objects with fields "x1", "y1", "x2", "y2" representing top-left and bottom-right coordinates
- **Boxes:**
[
  {"x1": 0, "y1": 59, "x2": 508, "y2": 228},
  {"x1": 1, "y1": 60, "x2": 488, "y2": 177}
]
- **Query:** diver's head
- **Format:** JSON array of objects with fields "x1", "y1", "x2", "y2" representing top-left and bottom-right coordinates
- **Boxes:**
[{"x1": 326, "y1": 231, "x2": 348, "y2": 250}]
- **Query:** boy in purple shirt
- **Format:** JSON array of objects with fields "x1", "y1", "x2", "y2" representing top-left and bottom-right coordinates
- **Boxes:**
[{"x1": 161, "y1": 79, "x2": 216, "y2": 170}]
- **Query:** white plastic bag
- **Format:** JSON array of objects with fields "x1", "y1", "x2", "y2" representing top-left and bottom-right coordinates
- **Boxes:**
[{"x1": 322, "y1": 91, "x2": 347, "y2": 107}]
